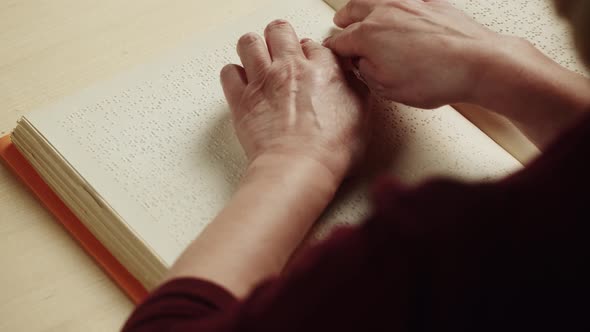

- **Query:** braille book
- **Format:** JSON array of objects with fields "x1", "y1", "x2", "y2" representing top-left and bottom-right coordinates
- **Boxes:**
[{"x1": 0, "y1": 0, "x2": 584, "y2": 302}]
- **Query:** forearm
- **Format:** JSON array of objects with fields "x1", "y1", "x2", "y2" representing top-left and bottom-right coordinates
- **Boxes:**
[
  {"x1": 472, "y1": 37, "x2": 590, "y2": 148},
  {"x1": 165, "y1": 154, "x2": 339, "y2": 297}
]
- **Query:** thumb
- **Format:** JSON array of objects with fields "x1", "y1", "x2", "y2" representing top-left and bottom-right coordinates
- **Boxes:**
[
  {"x1": 322, "y1": 23, "x2": 364, "y2": 57},
  {"x1": 220, "y1": 64, "x2": 247, "y2": 116}
]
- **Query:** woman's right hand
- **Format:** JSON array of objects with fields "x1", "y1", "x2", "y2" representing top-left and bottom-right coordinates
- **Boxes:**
[
  {"x1": 325, "y1": 0, "x2": 590, "y2": 149},
  {"x1": 323, "y1": 0, "x2": 513, "y2": 109}
]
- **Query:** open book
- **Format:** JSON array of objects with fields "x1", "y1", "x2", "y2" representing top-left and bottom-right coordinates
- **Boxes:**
[{"x1": 1, "y1": 0, "x2": 584, "y2": 301}]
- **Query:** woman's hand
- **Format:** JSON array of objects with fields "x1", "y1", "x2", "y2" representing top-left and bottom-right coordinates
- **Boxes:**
[
  {"x1": 221, "y1": 19, "x2": 368, "y2": 182},
  {"x1": 324, "y1": 0, "x2": 590, "y2": 148},
  {"x1": 323, "y1": 0, "x2": 508, "y2": 109},
  {"x1": 166, "y1": 21, "x2": 369, "y2": 298}
]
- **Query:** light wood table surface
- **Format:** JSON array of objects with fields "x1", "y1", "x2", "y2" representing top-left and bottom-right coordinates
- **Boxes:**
[{"x1": 0, "y1": 0, "x2": 267, "y2": 330}]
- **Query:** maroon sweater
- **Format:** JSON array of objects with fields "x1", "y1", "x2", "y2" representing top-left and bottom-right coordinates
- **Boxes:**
[{"x1": 123, "y1": 114, "x2": 590, "y2": 331}]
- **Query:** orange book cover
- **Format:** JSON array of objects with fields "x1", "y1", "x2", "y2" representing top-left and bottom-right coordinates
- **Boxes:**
[{"x1": 0, "y1": 134, "x2": 148, "y2": 304}]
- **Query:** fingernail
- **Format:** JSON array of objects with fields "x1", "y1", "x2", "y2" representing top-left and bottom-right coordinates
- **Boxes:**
[
  {"x1": 322, "y1": 36, "x2": 332, "y2": 45},
  {"x1": 300, "y1": 38, "x2": 312, "y2": 44},
  {"x1": 268, "y1": 19, "x2": 289, "y2": 27}
]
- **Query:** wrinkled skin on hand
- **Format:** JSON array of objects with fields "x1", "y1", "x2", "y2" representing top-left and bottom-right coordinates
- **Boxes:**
[{"x1": 221, "y1": 20, "x2": 369, "y2": 180}]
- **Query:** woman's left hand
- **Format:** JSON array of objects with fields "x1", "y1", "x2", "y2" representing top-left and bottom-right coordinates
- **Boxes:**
[
  {"x1": 163, "y1": 23, "x2": 369, "y2": 296},
  {"x1": 221, "y1": 19, "x2": 369, "y2": 182}
]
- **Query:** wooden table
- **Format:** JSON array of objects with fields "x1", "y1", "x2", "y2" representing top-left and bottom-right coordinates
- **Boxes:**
[{"x1": 0, "y1": 0, "x2": 264, "y2": 330}]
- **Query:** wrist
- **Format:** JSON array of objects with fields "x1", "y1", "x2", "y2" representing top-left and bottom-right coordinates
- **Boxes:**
[
  {"x1": 242, "y1": 153, "x2": 342, "y2": 201},
  {"x1": 470, "y1": 35, "x2": 590, "y2": 116},
  {"x1": 468, "y1": 36, "x2": 534, "y2": 108},
  {"x1": 468, "y1": 35, "x2": 590, "y2": 146}
]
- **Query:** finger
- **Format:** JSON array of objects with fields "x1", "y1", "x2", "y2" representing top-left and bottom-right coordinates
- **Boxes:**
[
  {"x1": 220, "y1": 64, "x2": 247, "y2": 115},
  {"x1": 237, "y1": 32, "x2": 271, "y2": 82},
  {"x1": 322, "y1": 22, "x2": 365, "y2": 57},
  {"x1": 357, "y1": 58, "x2": 390, "y2": 96},
  {"x1": 357, "y1": 58, "x2": 380, "y2": 82},
  {"x1": 300, "y1": 38, "x2": 331, "y2": 61},
  {"x1": 264, "y1": 19, "x2": 305, "y2": 60},
  {"x1": 334, "y1": 0, "x2": 377, "y2": 28}
]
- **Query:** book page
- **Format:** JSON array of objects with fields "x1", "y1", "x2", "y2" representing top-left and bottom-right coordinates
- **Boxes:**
[{"x1": 23, "y1": 0, "x2": 520, "y2": 266}]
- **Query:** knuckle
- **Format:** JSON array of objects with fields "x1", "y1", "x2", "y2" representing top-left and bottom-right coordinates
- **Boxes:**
[
  {"x1": 300, "y1": 42, "x2": 314, "y2": 53},
  {"x1": 390, "y1": 0, "x2": 412, "y2": 6},
  {"x1": 241, "y1": 89, "x2": 264, "y2": 111},
  {"x1": 356, "y1": 21, "x2": 374, "y2": 35},
  {"x1": 301, "y1": 38, "x2": 316, "y2": 46},
  {"x1": 249, "y1": 62, "x2": 269, "y2": 79},
  {"x1": 301, "y1": 40, "x2": 320, "y2": 52},
  {"x1": 348, "y1": 0, "x2": 378, "y2": 13},
  {"x1": 282, "y1": 44, "x2": 302, "y2": 55},
  {"x1": 388, "y1": 0, "x2": 422, "y2": 13},
  {"x1": 345, "y1": 0, "x2": 356, "y2": 11},
  {"x1": 268, "y1": 61, "x2": 306, "y2": 88},
  {"x1": 350, "y1": 0, "x2": 369, "y2": 9}
]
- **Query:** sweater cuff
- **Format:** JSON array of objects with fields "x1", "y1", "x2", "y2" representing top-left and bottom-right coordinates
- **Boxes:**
[{"x1": 147, "y1": 277, "x2": 238, "y2": 310}]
